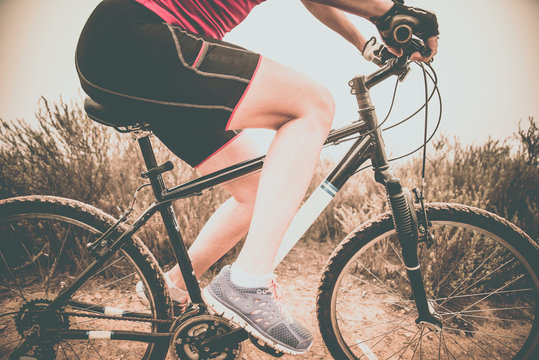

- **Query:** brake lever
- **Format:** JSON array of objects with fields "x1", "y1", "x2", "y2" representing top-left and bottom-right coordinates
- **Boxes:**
[{"x1": 402, "y1": 38, "x2": 433, "y2": 62}]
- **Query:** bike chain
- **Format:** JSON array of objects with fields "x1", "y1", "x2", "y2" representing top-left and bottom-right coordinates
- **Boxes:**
[{"x1": 59, "y1": 310, "x2": 173, "y2": 324}]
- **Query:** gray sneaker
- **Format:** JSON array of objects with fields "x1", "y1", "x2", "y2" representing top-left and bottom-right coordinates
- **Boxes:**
[{"x1": 203, "y1": 265, "x2": 313, "y2": 355}]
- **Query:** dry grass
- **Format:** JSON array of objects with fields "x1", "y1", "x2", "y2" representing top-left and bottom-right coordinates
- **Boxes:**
[{"x1": 1, "y1": 100, "x2": 537, "y2": 276}]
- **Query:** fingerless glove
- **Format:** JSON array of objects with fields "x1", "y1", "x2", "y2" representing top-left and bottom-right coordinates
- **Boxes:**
[{"x1": 372, "y1": 2, "x2": 439, "y2": 47}]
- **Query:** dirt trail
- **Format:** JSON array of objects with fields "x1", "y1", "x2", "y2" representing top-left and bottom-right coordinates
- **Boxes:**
[{"x1": 240, "y1": 239, "x2": 335, "y2": 360}]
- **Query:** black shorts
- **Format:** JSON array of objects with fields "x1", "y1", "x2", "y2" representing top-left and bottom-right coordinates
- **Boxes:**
[{"x1": 75, "y1": 0, "x2": 261, "y2": 167}]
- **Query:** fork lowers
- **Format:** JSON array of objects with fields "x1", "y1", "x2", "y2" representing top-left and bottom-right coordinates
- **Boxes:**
[{"x1": 384, "y1": 178, "x2": 442, "y2": 327}]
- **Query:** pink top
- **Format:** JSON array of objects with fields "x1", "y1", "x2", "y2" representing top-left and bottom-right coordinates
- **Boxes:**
[{"x1": 135, "y1": 0, "x2": 266, "y2": 39}]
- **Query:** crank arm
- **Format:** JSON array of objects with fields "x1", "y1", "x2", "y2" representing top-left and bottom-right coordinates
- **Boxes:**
[{"x1": 199, "y1": 327, "x2": 248, "y2": 354}]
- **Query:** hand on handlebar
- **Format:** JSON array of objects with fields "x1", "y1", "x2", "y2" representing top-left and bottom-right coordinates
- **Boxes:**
[
  {"x1": 387, "y1": 36, "x2": 437, "y2": 63},
  {"x1": 371, "y1": 36, "x2": 437, "y2": 65},
  {"x1": 410, "y1": 36, "x2": 437, "y2": 62},
  {"x1": 373, "y1": 2, "x2": 439, "y2": 63}
]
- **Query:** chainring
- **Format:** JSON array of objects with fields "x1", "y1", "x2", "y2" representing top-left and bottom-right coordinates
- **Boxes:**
[{"x1": 171, "y1": 314, "x2": 243, "y2": 360}]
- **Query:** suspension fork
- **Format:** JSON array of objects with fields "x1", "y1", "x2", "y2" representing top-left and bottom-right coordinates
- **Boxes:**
[{"x1": 350, "y1": 75, "x2": 441, "y2": 327}]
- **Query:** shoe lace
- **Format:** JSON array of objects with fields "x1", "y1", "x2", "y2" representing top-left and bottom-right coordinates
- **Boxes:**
[
  {"x1": 266, "y1": 277, "x2": 294, "y2": 323},
  {"x1": 173, "y1": 299, "x2": 189, "y2": 315}
]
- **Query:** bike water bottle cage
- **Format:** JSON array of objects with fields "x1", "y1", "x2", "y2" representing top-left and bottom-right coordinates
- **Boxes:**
[{"x1": 372, "y1": 2, "x2": 439, "y2": 49}]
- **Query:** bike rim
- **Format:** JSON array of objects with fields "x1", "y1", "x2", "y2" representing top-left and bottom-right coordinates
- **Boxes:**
[{"x1": 329, "y1": 220, "x2": 538, "y2": 359}]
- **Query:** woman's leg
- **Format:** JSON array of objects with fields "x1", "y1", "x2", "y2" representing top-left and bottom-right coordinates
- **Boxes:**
[
  {"x1": 168, "y1": 55, "x2": 334, "y2": 288},
  {"x1": 202, "y1": 56, "x2": 333, "y2": 354},
  {"x1": 167, "y1": 132, "x2": 263, "y2": 289},
  {"x1": 226, "y1": 57, "x2": 335, "y2": 274}
]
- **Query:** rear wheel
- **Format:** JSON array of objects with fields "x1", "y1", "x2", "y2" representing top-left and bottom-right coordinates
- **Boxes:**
[
  {"x1": 317, "y1": 203, "x2": 539, "y2": 359},
  {"x1": 0, "y1": 196, "x2": 172, "y2": 359}
]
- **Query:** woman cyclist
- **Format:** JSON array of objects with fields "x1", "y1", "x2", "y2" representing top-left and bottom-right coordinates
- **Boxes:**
[{"x1": 76, "y1": 0, "x2": 438, "y2": 354}]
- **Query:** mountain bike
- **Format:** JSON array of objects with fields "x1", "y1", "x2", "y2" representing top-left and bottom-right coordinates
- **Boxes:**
[{"x1": 1, "y1": 40, "x2": 537, "y2": 360}]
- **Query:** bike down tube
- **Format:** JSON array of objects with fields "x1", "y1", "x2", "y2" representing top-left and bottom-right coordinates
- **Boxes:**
[{"x1": 274, "y1": 131, "x2": 375, "y2": 267}]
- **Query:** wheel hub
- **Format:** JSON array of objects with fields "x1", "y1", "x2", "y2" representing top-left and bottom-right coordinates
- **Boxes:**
[{"x1": 415, "y1": 299, "x2": 442, "y2": 330}]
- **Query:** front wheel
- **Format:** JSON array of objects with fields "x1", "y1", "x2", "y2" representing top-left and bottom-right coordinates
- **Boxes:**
[{"x1": 317, "y1": 203, "x2": 538, "y2": 359}]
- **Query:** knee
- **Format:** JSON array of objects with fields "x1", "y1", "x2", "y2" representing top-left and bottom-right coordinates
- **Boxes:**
[
  {"x1": 227, "y1": 173, "x2": 259, "y2": 210},
  {"x1": 302, "y1": 84, "x2": 335, "y2": 133},
  {"x1": 318, "y1": 86, "x2": 336, "y2": 128}
]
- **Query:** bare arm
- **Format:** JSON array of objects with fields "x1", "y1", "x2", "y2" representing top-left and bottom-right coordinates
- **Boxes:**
[
  {"x1": 303, "y1": 0, "x2": 438, "y2": 62},
  {"x1": 301, "y1": 0, "x2": 369, "y2": 52},
  {"x1": 304, "y1": 0, "x2": 393, "y2": 19}
]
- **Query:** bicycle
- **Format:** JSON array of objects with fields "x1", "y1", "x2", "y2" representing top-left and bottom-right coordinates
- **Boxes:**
[{"x1": 1, "y1": 40, "x2": 537, "y2": 360}]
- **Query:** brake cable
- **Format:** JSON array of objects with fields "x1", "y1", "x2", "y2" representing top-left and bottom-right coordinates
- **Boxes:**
[
  {"x1": 383, "y1": 62, "x2": 438, "y2": 132},
  {"x1": 420, "y1": 62, "x2": 429, "y2": 193},
  {"x1": 324, "y1": 76, "x2": 400, "y2": 147},
  {"x1": 353, "y1": 60, "x2": 442, "y2": 174},
  {"x1": 385, "y1": 63, "x2": 442, "y2": 163},
  {"x1": 325, "y1": 58, "x2": 440, "y2": 149}
]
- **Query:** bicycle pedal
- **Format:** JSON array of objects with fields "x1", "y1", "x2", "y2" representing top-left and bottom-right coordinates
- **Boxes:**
[{"x1": 248, "y1": 335, "x2": 284, "y2": 357}]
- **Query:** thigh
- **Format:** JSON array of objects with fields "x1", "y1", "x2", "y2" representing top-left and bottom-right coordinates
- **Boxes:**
[
  {"x1": 151, "y1": 126, "x2": 243, "y2": 168},
  {"x1": 226, "y1": 57, "x2": 335, "y2": 131}
]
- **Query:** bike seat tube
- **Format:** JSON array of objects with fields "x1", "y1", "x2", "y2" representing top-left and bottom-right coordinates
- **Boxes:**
[{"x1": 137, "y1": 135, "x2": 204, "y2": 304}]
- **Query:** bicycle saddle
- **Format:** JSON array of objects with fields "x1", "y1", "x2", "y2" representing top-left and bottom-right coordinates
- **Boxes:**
[{"x1": 84, "y1": 97, "x2": 150, "y2": 132}]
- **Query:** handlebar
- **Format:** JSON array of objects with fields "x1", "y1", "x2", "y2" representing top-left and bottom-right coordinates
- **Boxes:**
[{"x1": 364, "y1": 38, "x2": 429, "y2": 89}]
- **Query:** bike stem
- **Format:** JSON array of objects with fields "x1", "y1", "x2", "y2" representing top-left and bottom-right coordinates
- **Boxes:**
[{"x1": 350, "y1": 67, "x2": 441, "y2": 327}]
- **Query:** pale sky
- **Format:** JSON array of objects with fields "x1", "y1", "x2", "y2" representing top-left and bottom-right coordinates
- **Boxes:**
[{"x1": 1, "y1": 0, "x2": 538, "y2": 158}]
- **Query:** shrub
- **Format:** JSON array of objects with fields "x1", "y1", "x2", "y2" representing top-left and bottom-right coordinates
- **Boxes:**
[
  {"x1": 422, "y1": 118, "x2": 538, "y2": 239},
  {"x1": 0, "y1": 98, "x2": 230, "y2": 270},
  {"x1": 1, "y1": 99, "x2": 536, "y2": 279}
]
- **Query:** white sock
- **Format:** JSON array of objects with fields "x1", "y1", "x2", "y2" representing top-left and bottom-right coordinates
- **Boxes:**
[
  {"x1": 164, "y1": 272, "x2": 188, "y2": 303},
  {"x1": 229, "y1": 263, "x2": 274, "y2": 288}
]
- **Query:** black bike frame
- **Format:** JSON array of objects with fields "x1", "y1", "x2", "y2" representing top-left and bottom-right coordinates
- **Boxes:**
[{"x1": 47, "y1": 56, "x2": 437, "y2": 343}]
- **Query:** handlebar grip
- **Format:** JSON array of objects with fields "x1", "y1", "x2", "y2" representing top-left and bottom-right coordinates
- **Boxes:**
[{"x1": 380, "y1": 16, "x2": 432, "y2": 60}]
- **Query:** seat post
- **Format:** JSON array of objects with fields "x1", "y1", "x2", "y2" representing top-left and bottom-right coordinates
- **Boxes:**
[{"x1": 136, "y1": 134, "x2": 166, "y2": 201}]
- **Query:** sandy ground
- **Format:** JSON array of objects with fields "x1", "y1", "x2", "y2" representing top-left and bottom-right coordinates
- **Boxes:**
[
  {"x1": 3, "y1": 236, "x2": 526, "y2": 359},
  {"x1": 224, "y1": 239, "x2": 335, "y2": 360}
]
